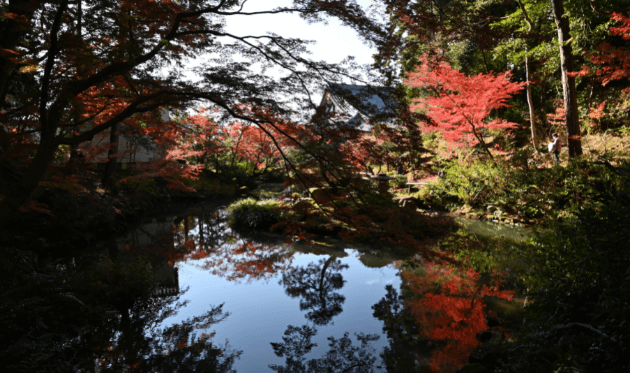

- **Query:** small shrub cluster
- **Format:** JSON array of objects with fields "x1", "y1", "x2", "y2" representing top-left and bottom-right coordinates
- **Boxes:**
[
  {"x1": 226, "y1": 198, "x2": 291, "y2": 230},
  {"x1": 392, "y1": 175, "x2": 408, "y2": 189},
  {"x1": 117, "y1": 177, "x2": 159, "y2": 196}
]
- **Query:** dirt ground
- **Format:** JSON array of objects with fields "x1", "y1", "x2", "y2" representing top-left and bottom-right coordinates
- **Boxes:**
[{"x1": 417, "y1": 133, "x2": 630, "y2": 172}]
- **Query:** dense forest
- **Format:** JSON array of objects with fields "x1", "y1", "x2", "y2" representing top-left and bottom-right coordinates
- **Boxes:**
[{"x1": 1, "y1": 1, "x2": 629, "y2": 372}]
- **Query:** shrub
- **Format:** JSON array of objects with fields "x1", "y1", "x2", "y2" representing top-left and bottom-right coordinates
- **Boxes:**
[
  {"x1": 505, "y1": 164, "x2": 630, "y2": 372},
  {"x1": 417, "y1": 158, "x2": 630, "y2": 221},
  {"x1": 392, "y1": 175, "x2": 408, "y2": 189},
  {"x1": 226, "y1": 198, "x2": 291, "y2": 230},
  {"x1": 117, "y1": 177, "x2": 159, "y2": 196}
]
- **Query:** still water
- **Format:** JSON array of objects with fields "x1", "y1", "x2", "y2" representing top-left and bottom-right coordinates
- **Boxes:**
[
  {"x1": 115, "y1": 204, "x2": 403, "y2": 372},
  {"x1": 109, "y1": 202, "x2": 528, "y2": 372}
]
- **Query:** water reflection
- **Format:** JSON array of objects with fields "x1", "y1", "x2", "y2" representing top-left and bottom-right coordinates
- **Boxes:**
[
  {"x1": 372, "y1": 285, "x2": 429, "y2": 373},
  {"x1": 269, "y1": 324, "x2": 381, "y2": 373},
  {"x1": 113, "y1": 207, "x2": 450, "y2": 372},
  {"x1": 118, "y1": 211, "x2": 295, "y2": 283},
  {"x1": 280, "y1": 257, "x2": 348, "y2": 326},
  {"x1": 76, "y1": 291, "x2": 241, "y2": 373}
]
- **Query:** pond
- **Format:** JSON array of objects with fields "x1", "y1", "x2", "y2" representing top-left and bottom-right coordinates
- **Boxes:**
[
  {"x1": 113, "y1": 203, "x2": 404, "y2": 372},
  {"x1": 101, "y1": 202, "x2": 528, "y2": 372}
]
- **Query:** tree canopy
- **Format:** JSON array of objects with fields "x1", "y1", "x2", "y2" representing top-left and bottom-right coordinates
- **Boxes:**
[{"x1": 0, "y1": 0, "x2": 389, "y2": 224}]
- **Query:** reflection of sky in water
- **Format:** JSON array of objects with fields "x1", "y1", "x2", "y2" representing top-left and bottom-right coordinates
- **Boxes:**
[{"x1": 161, "y1": 248, "x2": 401, "y2": 372}]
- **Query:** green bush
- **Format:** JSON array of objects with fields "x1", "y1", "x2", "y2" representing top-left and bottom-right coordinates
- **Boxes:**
[
  {"x1": 505, "y1": 164, "x2": 630, "y2": 372},
  {"x1": 417, "y1": 158, "x2": 630, "y2": 221},
  {"x1": 117, "y1": 177, "x2": 159, "y2": 196},
  {"x1": 226, "y1": 198, "x2": 291, "y2": 230},
  {"x1": 392, "y1": 175, "x2": 408, "y2": 189}
]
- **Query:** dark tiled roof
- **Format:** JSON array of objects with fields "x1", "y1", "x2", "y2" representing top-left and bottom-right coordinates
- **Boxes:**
[{"x1": 319, "y1": 83, "x2": 398, "y2": 131}]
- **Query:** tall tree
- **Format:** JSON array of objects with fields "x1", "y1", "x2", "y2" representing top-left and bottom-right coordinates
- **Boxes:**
[
  {"x1": 516, "y1": 0, "x2": 540, "y2": 150},
  {"x1": 550, "y1": 0, "x2": 582, "y2": 157}
]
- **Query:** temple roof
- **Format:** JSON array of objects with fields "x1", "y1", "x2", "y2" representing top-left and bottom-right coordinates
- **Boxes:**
[{"x1": 317, "y1": 83, "x2": 398, "y2": 131}]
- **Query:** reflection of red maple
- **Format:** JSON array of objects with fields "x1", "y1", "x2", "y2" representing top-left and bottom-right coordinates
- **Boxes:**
[
  {"x1": 186, "y1": 240, "x2": 294, "y2": 283},
  {"x1": 403, "y1": 264, "x2": 513, "y2": 372}
]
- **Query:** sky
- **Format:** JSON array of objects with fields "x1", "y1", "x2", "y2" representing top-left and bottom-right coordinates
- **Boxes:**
[
  {"x1": 219, "y1": 0, "x2": 386, "y2": 102},
  {"x1": 223, "y1": 0, "x2": 382, "y2": 67},
  {"x1": 177, "y1": 0, "x2": 388, "y2": 119}
]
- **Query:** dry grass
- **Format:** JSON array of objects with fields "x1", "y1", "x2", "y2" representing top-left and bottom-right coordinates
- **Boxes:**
[{"x1": 581, "y1": 133, "x2": 630, "y2": 159}]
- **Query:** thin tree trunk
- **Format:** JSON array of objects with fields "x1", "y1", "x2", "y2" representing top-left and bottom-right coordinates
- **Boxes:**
[
  {"x1": 550, "y1": 0, "x2": 582, "y2": 157},
  {"x1": 318, "y1": 257, "x2": 334, "y2": 309},
  {"x1": 525, "y1": 51, "x2": 538, "y2": 150},
  {"x1": 516, "y1": 0, "x2": 538, "y2": 151}
]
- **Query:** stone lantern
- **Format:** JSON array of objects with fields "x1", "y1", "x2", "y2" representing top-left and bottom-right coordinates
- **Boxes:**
[{"x1": 371, "y1": 173, "x2": 396, "y2": 194}]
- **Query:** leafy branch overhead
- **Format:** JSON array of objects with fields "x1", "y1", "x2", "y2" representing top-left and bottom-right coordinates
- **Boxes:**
[{"x1": 0, "y1": 0, "x2": 388, "y2": 223}]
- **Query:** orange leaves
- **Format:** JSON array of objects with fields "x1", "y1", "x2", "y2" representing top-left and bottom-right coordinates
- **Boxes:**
[
  {"x1": 610, "y1": 12, "x2": 630, "y2": 40},
  {"x1": 18, "y1": 200, "x2": 54, "y2": 216},
  {"x1": 588, "y1": 101, "x2": 607, "y2": 120},
  {"x1": 189, "y1": 240, "x2": 294, "y2": 283}
]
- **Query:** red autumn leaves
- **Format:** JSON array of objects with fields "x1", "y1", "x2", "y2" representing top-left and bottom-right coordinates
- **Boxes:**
[
  {"x1": 405, "y1": 55, "x2": 526, "y2": 153},
  {"x1": 403, "y1": 264, "x2": 513, "y2": 372}
]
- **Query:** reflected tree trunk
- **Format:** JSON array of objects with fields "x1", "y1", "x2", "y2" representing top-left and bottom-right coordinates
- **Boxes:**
[{"x1": 319, "y1": 256, "x2": 334, "y2": 311}]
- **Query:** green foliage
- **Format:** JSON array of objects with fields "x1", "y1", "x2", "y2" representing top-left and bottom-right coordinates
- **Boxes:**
[
  {"x1": 418, "y1": 158, "x2": 630, "y2": 222},
  {"x1": 118, "y1": 177, "x2": 159, "y2": 196},
  {"x1": 252, "y1": 183, "x2": 285, "y2": 199},
  {"x1": 606, "y1": 125, "x2": 630, "y2": 137},
  {"x1": 392, "y1": 175, "x2": 408, "y2": 189},
  {"x1": 504, "y1": 163, "x2": 630, "y2": 372},
  {"x1": 436, "y1": 228, "x2": 530, "y2": 298},
  {"x1": 439, "y1": 229, "x2": 509, "y2": 275},
  {"x1": 436, "y1": 159, "x2": 508, "y2": 206},
  {"x1": 226, "y1": 198, "x2": 292, "y2": 230},
  {"x1": 178, "y1": 174, "x2": 236, "y2": 197}
]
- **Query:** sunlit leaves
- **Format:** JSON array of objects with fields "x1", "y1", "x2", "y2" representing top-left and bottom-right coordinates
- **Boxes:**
[{"x1": 405, "y1": 55, "x2": 526, "y2": 153}]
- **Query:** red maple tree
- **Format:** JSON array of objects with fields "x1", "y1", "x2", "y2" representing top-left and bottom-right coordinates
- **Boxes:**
[
  {"x1": 404, "y1": 55, "x2": 526, "y2": 157},
  {"x1": 574, "y1": 12, "x2": 630, "y2": 87}
]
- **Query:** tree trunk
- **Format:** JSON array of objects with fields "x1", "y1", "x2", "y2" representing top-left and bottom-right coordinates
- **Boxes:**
[
  {"x1": 550, "y1": 0, "x2": 582, "y2": 158},
  {"x1": 102, "y1": 123, "x2": 120, "y2": 190},
  {"x1": 525, "y1": 51, "x2": 538, "y2": 151}
]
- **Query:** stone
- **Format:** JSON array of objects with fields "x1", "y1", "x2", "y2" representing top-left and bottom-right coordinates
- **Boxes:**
[
  {"x1": 400, "y1": 198, "x2": 418, "y2": 211},
  {"x1": 310, "y1": 188, "x2": 331, "y2": 204}
]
